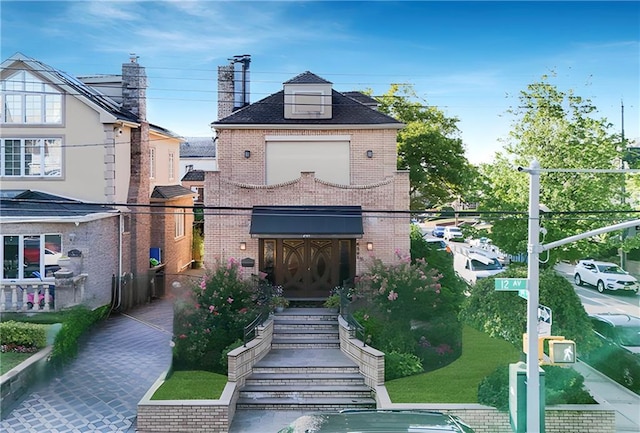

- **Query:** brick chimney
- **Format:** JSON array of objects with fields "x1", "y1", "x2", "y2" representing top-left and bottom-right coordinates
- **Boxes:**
[
  {"x1": 217, "y1": 54, "x2": 250, "y2": 120},
  {"x1": 123, "y1": 54, "x2": 151, "y2": 282},
  {"x1": 122, "y1": 54, "x2": 147, "y2": 120}
]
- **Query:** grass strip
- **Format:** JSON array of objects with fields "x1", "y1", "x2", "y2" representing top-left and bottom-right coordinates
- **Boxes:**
[
  {"x1": 0, "y1": 352, "x2": 34, "y2": 375},
  {"x1": 151, "y1": 370, "x2": 227, "y2": 400},
  {"x1": 385, "y1": 325, "x2": 521, "y2": 403}
]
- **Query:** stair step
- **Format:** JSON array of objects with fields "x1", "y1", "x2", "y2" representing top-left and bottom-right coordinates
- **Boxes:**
[
  {"x1": 272, "y1": 341, "x2": 340, "y2": 349},
  {"x1": 240, "y1": 385, "x2": 372, "y2": 399},
  {"x1": 235, "y1": 396, "x2": 376, "y2": 411},
  {"x1": 273, "y1": 319, "x2": 338, "y2": 327},
  {"x1": 245, "y1": 372, "x2": 365, "y2": 385},
  {"x1": 274, "y1": 328, "x2": 338, "y2": 334}
]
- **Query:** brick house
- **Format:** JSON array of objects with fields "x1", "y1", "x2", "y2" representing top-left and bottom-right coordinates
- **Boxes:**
[
  {"x1": 0, "y1": 53, "x2": 194, "y2": 310},
  {"x1": 205, "y1": 56, "x2": 409, "y2": 299}
]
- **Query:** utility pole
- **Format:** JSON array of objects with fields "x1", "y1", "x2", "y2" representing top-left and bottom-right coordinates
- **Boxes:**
[
  {"x1": 620, "y1": 99, "x2": 627, "y2": 269},
  {"x1": 519, "y1": 162, "x2": 640, "y2": 432}
]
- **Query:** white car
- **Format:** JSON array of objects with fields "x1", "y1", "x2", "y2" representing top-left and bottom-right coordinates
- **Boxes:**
[
  {"x1": 574, "y1": 260, "x2": 639, "y2": 294},
  {"x1": 443, "y1": 226, "x2": 464, "y2": 242}
]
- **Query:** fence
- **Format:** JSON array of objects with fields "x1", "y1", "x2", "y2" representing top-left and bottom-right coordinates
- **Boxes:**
[{"x1": 0, "y1": 282, "x2": 55, "y2": 312}]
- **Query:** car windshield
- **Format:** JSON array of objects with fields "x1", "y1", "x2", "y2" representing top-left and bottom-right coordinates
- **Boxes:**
[
  {"x1": 597, "y1": 264, "x2": 626, "y2": 274},
  {"x1": 471, "y1": 259, "x2": 501, "y2": 271},
  {"x1": 617, "y1": 327, "x2": 640, "y2": 346}
]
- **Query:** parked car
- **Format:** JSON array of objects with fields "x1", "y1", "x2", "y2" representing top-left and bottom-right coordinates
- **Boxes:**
[
  {"x1": 573, "y1": 259, "x2": 639, "y2": 294},
  {"x1": 443, "y1": 226, "x2": 464, "y2": 242},
  {"x1": 453, "y1": 247, "x2": 504, "y2": 285},
  {"x1": 431, "y1": 226, "x2": 445, "y2": 238},
  {"x1": 24, "y1": 244, "x2": 62, "y2": 267},
  {"x1": 277, "y1": 409, "x2": 476, "y2": 433},
  {"x1": 581, "y1": 313, "x2": 640, "y2": 394}
]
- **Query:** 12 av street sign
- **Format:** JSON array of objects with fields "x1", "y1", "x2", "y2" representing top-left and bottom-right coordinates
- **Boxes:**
[{"x1": 494, "y1": 278, "x2": 529, "y2": 291}]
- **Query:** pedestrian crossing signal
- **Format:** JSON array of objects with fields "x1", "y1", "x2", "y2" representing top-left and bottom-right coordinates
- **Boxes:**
[{"x1": 549, "y1": 340, "x2": 576, "y2": 364}]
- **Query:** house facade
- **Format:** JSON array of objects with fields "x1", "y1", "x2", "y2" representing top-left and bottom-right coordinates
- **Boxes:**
[
  {"x1": 204, "y1": 56, "x2": 409, "y2": 299},
  {"x1": 0, "y1": 53, "x2": 193, "y2": 310}
]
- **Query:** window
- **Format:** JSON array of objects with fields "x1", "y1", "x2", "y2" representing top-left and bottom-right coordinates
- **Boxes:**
[
  {"x1": 174, "y1": 209, "x2": 185, "y2": 238},
  {"x1": 149, "y1": 147, "x2": 156, "y2": 179},
  {"x1": 2, "y1": 234, "x2": 62, "y2": 279},
  {"x1": 1, "y1": 138, "x2": 62, "y2": 177},
  {"x1": 169, "y1": 152, "x2": 175, "y2": 180},
  {"x1": 185, "y1": 164, "x2": 194, "y2": 172},
  {"x1": 1, "y1": 70, "x2": 62, "y2": 124}
]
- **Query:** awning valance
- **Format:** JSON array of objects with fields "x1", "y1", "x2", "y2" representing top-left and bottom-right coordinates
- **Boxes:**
[{"x1": 249, "y1": 206, "x2": 363, "y2": 238}]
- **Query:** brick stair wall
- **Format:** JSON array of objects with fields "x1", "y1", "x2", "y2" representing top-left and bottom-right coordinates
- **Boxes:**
[{"x1": 236, "y1": 308, "x2": 376, "y2": 411}]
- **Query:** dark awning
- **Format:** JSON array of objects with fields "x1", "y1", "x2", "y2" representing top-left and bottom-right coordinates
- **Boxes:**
[{"x1": 250, "y1": 206, "x2": 363, "y2": 238}]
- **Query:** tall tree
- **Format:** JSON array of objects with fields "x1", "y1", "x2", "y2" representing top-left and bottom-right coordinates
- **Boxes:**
[
  {"x1": 374, "y1": 84, "x2": 475, "y2": 210},
  {"x1": 478, "y1": 75, "x2": 631, "y2": 262}
]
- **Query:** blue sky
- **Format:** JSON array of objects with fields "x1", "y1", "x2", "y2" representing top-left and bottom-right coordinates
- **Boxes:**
[{"x1": 2, "y1": 1, "x2": 638, "y2": 164}]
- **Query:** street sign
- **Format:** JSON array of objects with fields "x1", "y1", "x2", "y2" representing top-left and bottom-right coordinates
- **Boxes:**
[
  {"x1": 549, "y1": 340, "x2": 576, "y2": 364},
  {"x1": 538, "y1": 305, "x2": 552, "y2": 324},
  {"x1": 495, "y1": 278, "x2": 529, "y2": 291},
  {"x1": 518, "y1": 289, "x2": 528, "y2": 300}
]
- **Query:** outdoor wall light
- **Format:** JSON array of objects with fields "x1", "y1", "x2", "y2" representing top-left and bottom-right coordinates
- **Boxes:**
[
  {"x1": 240, "y1": 242, "x2": 247, "y2": 250},
  {"x1": 69, "y1": 233, "x2": 76, "y2": 243},
  {"x1": 244, "y1": 150, "x2": 251, "y2": 159},
  {"x1": 366, "y1": 242, "x2": 374, "y2": 251},
  {"x1": 366, "y1": 150, "x2": 373, "y2": 158}
]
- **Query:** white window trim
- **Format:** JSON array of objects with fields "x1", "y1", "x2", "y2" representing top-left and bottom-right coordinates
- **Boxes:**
[
  {"x1": 1, "y1": 70, "x2": 63, "y2": 125},
  {"x1": 1, "y1": 137, "x2": 63, "y2": 177},
  {"x1": 174, "y1": 209, "x2": 185, "y2": 239}
]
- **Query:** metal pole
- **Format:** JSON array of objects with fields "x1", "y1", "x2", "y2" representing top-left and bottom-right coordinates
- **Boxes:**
[{"x1": 526, "y1": 160, "x2": 542, "y2": 433}]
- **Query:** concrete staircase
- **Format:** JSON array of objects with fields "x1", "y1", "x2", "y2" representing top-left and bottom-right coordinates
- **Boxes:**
[{"x1": 236, "y1": 308, "x2": 376, "y2": 411}]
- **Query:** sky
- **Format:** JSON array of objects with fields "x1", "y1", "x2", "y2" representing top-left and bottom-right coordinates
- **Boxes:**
[{"x1": 1, "y1": 0, "x2": 638, "y2": 165}]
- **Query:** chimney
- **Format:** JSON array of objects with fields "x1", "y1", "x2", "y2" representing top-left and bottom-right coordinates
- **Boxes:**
[
  {"x1": 122, "y1": 53, "x2": 147, "y2": 120},
  {"x1": 217, "y1": 54, "x2": 250, "y2": 120}
]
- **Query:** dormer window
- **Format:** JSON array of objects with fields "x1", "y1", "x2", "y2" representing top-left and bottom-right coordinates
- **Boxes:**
[
  {"x1": 283, "y1": 71, "x2": 333, "y2": 120},
  {"x1": 292, "y1": 91, "x2": 324, "y2": 115},
  {"x1": 1, "y1": 70, "x2": 62, "y2": 124}
]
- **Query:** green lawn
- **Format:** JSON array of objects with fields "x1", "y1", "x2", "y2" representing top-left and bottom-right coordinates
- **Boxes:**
[
  {"x1": 151, "y1": 370, "x2": 228, "y2": 400},
  {"x1": 385, "y1": 325, "x2": 521, "y2": 403},
  {"x1": 149, "y1": 326, "x2": 519, "y2": 402},
  {"x1": 0, "y1": 352, "x2": 34, "y2": 375}
]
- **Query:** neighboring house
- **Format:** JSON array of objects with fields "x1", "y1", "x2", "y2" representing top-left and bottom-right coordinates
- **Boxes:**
[
  {"x1": 205, "y1": 56, "x2": 409, "y2": 299},
  {"x1": 0, "y1": 53, "x2": 194, "y2": 311},
  {"x1": 179, "y1": 136, "x2": 217, "y2": 179}
]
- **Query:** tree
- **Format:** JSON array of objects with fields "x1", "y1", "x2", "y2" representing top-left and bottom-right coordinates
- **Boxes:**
[
  {"x1": 477, "y1": 75, "x2": 632, "y2": 263},
  {"x1": 373, "y1": 84, "x2": 477, "y2": 210}
]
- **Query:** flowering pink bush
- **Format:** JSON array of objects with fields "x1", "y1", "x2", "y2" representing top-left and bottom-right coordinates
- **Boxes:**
[
  {"x1": 352, "y1": 251, "x2": 463, "y2": 376},
  {"x1": 172, "y1": 258, "x2": 261, "y2": 373}
]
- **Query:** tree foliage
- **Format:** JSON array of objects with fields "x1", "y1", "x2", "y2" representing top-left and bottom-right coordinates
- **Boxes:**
[
  {"x1": 476, "y1": 75, "x2": 633, "y2": 262},
  {"x1": 374, "y1": 84, "x2": 477, "y2": 210}
]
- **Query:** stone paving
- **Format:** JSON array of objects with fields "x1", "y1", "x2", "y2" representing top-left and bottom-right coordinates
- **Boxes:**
[{"x1": 0, "y1": 298, "x2": 174, "y2": 433}]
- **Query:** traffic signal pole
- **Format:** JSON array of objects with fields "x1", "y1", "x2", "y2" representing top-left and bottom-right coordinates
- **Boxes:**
[
  {"x1": 524, "y1": 160, "x2": 542, "y2": 433},
  {"x1": 519, "y1": 161, "x2": 640, "y2": 433}
]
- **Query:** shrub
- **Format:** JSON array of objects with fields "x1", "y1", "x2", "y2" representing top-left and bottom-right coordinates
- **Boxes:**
[
  {"x1": 0, "y1": 320, "x2": 47, "y2": 348},
  {"x1": 478, "y1": 364, "x2": 595, "y2": 411},
  {"x1": 477, "y1": 364, "x2": 510, "y2": 411},
  {"x1": 460, "y1": 267, "x2": 599, "y2": 353},
  {"x1": 219, "y1": 338, "x2": 245, "y2": 372},
  {"x1": 50, "y1": 305, "x2": 110, "y2": 365},
  {"x1": 172, "y1": 258, "x2": 262, "y2": 373},
  {"x1": 385, "y1": 351, "x2": 423, "y2": 380},
  {"x1": 351, "y1": 249, "x2": 465, "y2": 371}
]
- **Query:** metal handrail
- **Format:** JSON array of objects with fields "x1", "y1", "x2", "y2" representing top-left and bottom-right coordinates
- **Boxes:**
[
  {"x1": 339, "y1": 278, "x2": 366, "y2": 347},
  {"x1": 243, "y1": 276, "x2": 276, "y2": 346}
]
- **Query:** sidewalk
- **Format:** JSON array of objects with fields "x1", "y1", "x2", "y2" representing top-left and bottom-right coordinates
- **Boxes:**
[{"x1": 573, "y1": 360, "x2": 640, "y2": 432}]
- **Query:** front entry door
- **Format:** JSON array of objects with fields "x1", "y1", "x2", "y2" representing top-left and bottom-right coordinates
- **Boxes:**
[{"x1": 260, "y1": 239, "x2": 355, "y2": 299}]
